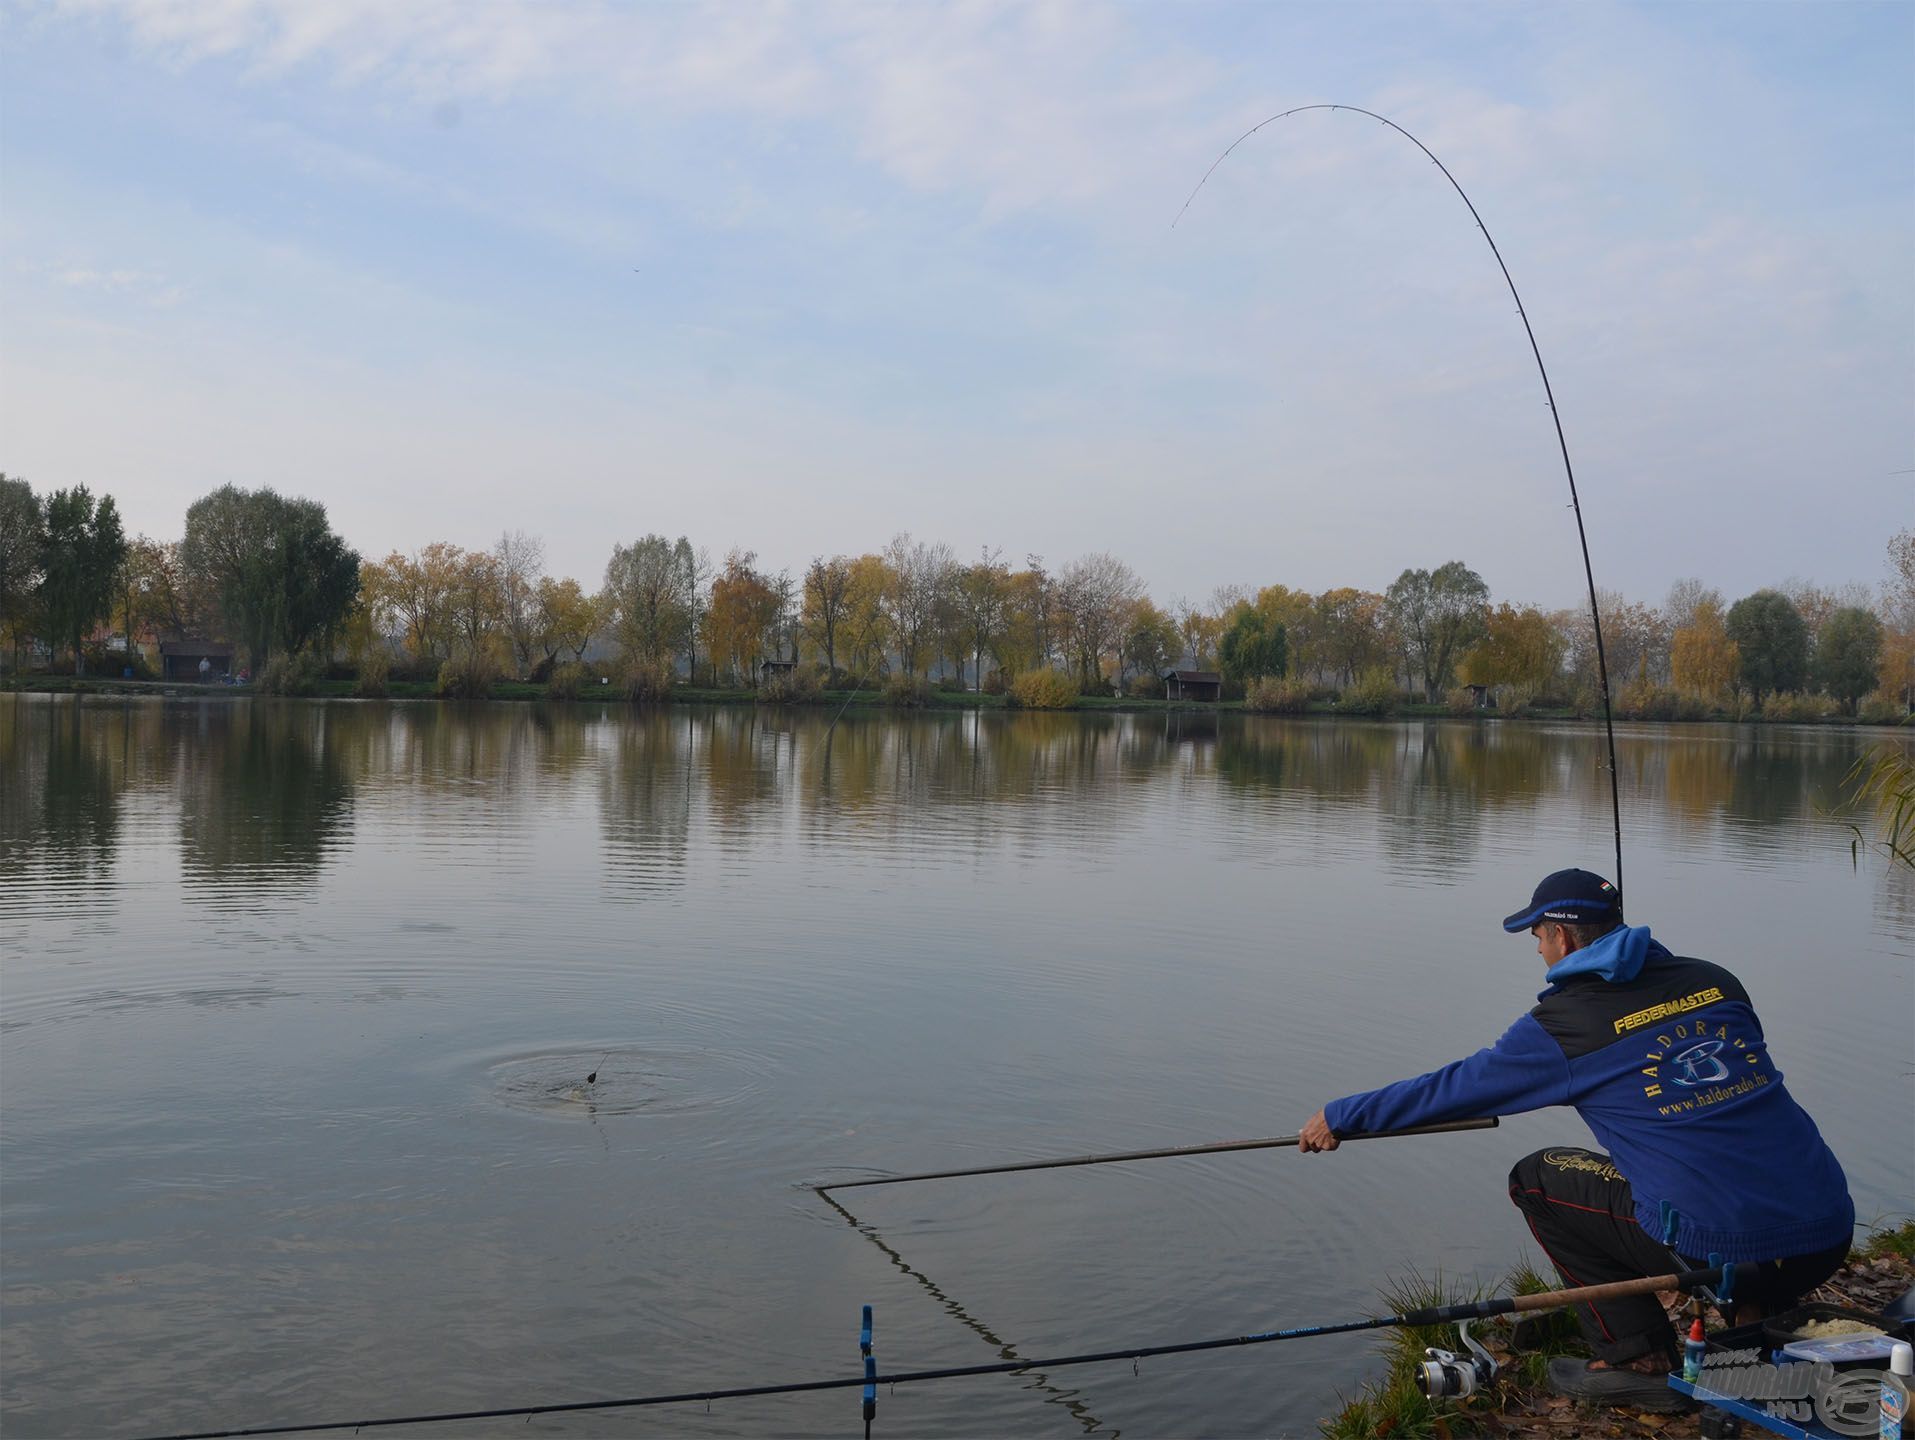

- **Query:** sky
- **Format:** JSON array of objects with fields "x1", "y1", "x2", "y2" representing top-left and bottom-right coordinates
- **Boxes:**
[{"x1": 2, "y1": 0, "x2": 1910, "y2": 612}]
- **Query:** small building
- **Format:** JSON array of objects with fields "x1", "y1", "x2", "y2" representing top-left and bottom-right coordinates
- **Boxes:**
[
  {"x1": 1466, "y1": 684, "x2": 1494, "y2": 709},
  {"x1": 159, "y1": 640, "x2": 235, "y2": 682},
  {"x1": 758, "y1": 658, "x2": 797, "y2": 685},
  {"x1": 1162, "y1": 669, "x2": 1222, "y2": 703}
]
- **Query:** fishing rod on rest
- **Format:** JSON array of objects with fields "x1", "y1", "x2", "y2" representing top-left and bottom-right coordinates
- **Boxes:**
[
  {"x1": 126, "y1": 1264, "x2": 1728, "y2": 1440},
  {"x1": 814, "y1": 1115, "x2": 1498, "y2": 1194}
]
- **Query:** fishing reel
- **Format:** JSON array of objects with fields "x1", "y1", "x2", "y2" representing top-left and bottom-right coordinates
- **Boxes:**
[{"x1": 1415, "y1": 1319, "x2": 1499, "y2": 1399}]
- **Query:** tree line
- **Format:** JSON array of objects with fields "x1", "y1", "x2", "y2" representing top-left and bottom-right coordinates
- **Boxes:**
[{"x1": 1, "y1": 473, "x2": 1909, "y2": 717}]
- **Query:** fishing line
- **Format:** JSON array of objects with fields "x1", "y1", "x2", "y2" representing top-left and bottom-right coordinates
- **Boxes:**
[
  {"x1": 816, "y1": 1189, "x2": 1109, "y2": 1432},
  {"x1": 127, "y1": 1266, "x2": 1724, "y2": 1440},
  {"x1": 1175, "y1": 104, "x2": 1625, "y2": 899}
]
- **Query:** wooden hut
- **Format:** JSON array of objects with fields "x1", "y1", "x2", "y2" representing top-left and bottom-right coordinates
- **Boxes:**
[
  {"x1": 1162, "y1": 669, "x2": 1222, "y2": 702},
  {"x1": 158, "y1": 640, "x2": 235, "y2": 682}
]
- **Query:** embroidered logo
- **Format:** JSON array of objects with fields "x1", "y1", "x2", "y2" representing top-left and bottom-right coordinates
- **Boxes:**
[
  {"x1": 1669, "y1": 1039, "x2": 1731, "y2": 1086},
  {"x1": 1642, "y1": 1017, "x2": 1769, "y2": 1113},
  {"x1": 1614, "y1": 986, "x2": 1725, "y2": 1034}
]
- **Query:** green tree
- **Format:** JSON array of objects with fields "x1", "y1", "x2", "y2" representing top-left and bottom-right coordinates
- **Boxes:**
[
  {"x1": 181, "y1": 485, "x2": 359, "y2": 665},
  {"x1": 0, "y1": 475, "x2": 47, "y2": 671},
  {"x1": 1386, "y1": 561, "x2": 1489, "y2": 700},
  {"x1": 1811, "y1": 606, "x2": 1883, "y2": 713},
  {"x1": 1725, "y1": 589, "x2": 1809, "y2": 701},
  {"x1": 1218, "y1": 607, "x2": 1287, "y2": 691},
  {"x1": 604, "y1": 534, "x2": 695, "y2": 667},
  {"x1": 38, "y1": 484, "x2": 127, "y2": 674}
]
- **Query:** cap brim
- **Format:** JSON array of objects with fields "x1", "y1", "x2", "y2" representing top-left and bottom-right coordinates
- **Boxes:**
[{"x1": 1502, "y1": 904, "x2": 1548, "y2": 933}]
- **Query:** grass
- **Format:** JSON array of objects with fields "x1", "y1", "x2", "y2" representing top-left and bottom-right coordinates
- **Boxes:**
[
  {"x1": 1318, "y1": 1259, "x2": 1589, "y2": 1440},
  {"x1": 1857, "y1": 1218, "x2": 1915, "y2": 1262}
]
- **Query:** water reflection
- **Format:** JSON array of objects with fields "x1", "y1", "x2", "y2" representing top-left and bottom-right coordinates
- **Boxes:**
[
  {"x1": 2, "y1": 699, "x2": 1904, "y2": 913},
  {"x1": 600, "y1": 708, "x2": 693, "y2": 899},
  {"x1": 173, "y1": 703, "x2": 354, "y2": 902},
  {"x1": 0, "y1": 699, "x2": 124, "y2": 898}
]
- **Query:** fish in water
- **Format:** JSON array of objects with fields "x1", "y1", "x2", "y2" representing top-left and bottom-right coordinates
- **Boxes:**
[{"x1": 587, "y1": 1052, "x2": 610, "y2": 1085}]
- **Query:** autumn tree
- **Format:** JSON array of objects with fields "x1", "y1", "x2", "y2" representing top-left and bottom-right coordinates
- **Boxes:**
[
  {"x1": 839, "y1": 554, "x2": 891, "y2": 682},
  {"x1": 604, "y1": 534, "x2": 695, "y2": 667},
  {"x1": 368, "y1": 542, "x2": 462, "y2": 667},
  {"x1": 1053, "y1": 552, "x2": 1145, "y2": 689},
  {"x1": 124, "y1": 538, "x2": 211, "y2": 643},
  {"x1": 1386, "y1": 561, "x2": 1489, "y2": 701},
  {"x1": 1726, "y1": 590, "x2": 1809, "y2": 701},
  {"x1": 1670, "y1": 596, "x2": 1739, "y2": 698},
  {"x1": 494, "y1": 531, "x2": 546, "y2": 677},
  {"x1": 880, "y1": 533, "x2": 956, "y2": 680},
  {"x1": 1880, "y1": 530, "x2": 1915, "y2": 708},
  {"x1": 1458, "y1": 604, "x2": 1563, "y2": 694},
  {"x1": 535, "y1": 576, "x2": 601, "y2": 665},
  {"x1": 1811, "y1": 607, "x2": 1883, "y2": 713},
  {"x1": 768, "y1": 568, "x2": 799, "y2": 665},
  {"x1": 802, "y1": 555, "x2": 854, "y2": 680},
  {"x1": 705, "y1": 550, "x2": 781, "y2": 683},
  {"x1": 1120, "y1": 599, "x2": 1182, "y2": 686},
  {"x1": 1252, "y1": 585, "x2": 1315, "y2": 677},
  {"x1": 1778, "y1": 578, "x2": 1874, "y2": 647},
  {"x1": 446, "y1": 548, "x2": 506, "y2": 661},
  {"x1": 951, "y1": 548, "x2": 1010, "y2": 690},
  {"x1": 38, "y1": 484, "x2": 127, "y2": 674},
  {"x1": 1311, "y1": 588, "x2": 1391, "y2": 687},
  {"x1": 997, "y1": 560, "x2": 1054, "y2": 677}
]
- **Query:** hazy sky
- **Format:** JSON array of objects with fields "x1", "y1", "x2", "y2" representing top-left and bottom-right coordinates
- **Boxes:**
[{"x1": 3, "y1": 1, "x2": 1910, "y2": 611}]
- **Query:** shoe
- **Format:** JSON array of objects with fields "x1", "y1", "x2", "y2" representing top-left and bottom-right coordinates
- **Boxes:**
[{"x1": 1546, "y1": 1357, "x2": 1695, "y2": 1414}]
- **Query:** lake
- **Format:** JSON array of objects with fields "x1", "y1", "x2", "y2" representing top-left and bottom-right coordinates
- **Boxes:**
[{"x1": 2, "y1": 696, "x2": 1909, "y2": 1438}]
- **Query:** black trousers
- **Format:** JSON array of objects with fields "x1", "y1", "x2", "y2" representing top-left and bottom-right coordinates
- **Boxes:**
[{"x1": 1507, "y1": 1147, "x2": 1847, "y2": 1364}]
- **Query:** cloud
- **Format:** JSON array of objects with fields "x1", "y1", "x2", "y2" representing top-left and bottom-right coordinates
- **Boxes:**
[{"x1": 41, "y1": 261, "x2": 185, "y2": 308}]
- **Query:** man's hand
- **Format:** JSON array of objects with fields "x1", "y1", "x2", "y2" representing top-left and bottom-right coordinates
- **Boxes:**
[{"x1": 1298, "y1": 1108, "x2": 1340, "y2": 1153}]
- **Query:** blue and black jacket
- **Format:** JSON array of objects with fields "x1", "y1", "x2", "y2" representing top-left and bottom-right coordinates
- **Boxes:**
[{"x1": 1323, "y1": 927, "x2": 1852, "y2": 1262}]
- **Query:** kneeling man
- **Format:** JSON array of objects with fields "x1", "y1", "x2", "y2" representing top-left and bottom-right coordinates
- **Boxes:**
[{"x1": 1300, "y1": 869, "x2": 1852, "y2": 1411}]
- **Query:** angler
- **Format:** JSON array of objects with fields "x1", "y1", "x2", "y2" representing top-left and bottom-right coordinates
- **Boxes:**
[{"x1": 1299, "y1": 868, "x2": 1853, "y2": 1413}]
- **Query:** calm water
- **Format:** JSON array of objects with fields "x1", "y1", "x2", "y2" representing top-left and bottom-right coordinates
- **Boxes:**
[{"x1": 2, "y1": 697, "x2": 1910, "y2": 1438}]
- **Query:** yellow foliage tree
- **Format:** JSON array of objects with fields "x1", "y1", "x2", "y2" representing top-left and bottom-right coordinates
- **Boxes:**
[
  {"x1": 1671, "y1": 597, "x2": 1739, "y2": 698},
  {"x1": 1458, "y1": 604, "x2": 1563, "y2": 694}
]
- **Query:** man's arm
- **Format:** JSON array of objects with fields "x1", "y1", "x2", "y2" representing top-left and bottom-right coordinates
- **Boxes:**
[{"x1": 1299, "y1": 1012, "x2": 1571, "y2": 1154}]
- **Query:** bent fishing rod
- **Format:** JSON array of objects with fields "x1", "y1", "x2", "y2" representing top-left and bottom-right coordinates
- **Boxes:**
[
  {"x1": 128, "y1": 1264, "x2": 1725, "y2": 1440},
  {"x1": 1175, "y1": 103, "x2": 1625, "y2": 900},
  {"x1": 814, "y1": 1115, "x2": 1497, "y2": 1194}
]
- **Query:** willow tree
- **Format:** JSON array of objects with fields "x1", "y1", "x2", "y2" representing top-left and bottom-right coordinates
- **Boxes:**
[
  {"x1": 1386, "y1": 561, "x2": 1489, "y2": 701},
  {"x1": 181, "y1": 485, "x2": 358, "y2": 666}
]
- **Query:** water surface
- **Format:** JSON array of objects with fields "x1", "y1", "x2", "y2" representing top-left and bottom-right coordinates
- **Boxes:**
[{"x1": 3, "y1": 697, "x2": 1909, "y2": 1437}]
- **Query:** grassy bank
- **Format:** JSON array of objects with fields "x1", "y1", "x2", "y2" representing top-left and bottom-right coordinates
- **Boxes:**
[
  {"x1": 1320, "y1": 1221, "x2": 1915, "y2": 1439},
  {"x1": 6, "y1": 673, "x2": 1910, "y2": 727}
]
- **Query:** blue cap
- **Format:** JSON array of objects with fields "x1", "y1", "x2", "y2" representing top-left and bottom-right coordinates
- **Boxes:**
[{"x1": 1501, "y1": 868, "x2": 1622, "y2": 932}]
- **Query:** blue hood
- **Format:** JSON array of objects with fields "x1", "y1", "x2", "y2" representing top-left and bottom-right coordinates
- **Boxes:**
[{"x1": 1543, "y1": 924, "x2": 1665, "y2": 986}]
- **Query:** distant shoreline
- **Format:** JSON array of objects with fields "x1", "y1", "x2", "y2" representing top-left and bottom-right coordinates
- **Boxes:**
[{"x1": 5, "y1": 675, "x2": 1910, "y2": 727}]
